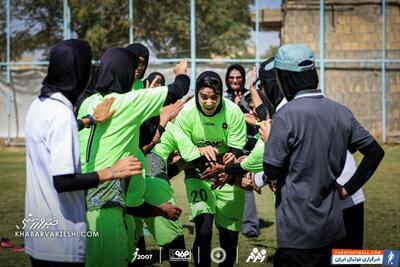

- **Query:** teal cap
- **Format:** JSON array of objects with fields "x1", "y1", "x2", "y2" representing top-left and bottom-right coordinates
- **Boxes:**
[{"x1": 274, "y1": 44, "x2": 315, "y2": 72}]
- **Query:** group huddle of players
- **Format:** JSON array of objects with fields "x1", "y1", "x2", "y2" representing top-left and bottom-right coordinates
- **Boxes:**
[
  {"x1": 77, "y1": 43, "x2": 267, "y2": 267},
  {"x1": 24, "y1": 39, "x2": 384, "y2": 267}
]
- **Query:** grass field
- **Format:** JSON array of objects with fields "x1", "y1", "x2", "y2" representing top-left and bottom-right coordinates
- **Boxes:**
[{"x1": 0, "y1": 145, "x2": 399, "y2": 266}]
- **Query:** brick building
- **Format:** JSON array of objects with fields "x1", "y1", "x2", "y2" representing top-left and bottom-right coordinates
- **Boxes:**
[{"x1": 257, "y1": 0, "x2": 400, "y2": 141}]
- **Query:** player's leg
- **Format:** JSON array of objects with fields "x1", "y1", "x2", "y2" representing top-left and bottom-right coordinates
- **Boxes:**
[
  {"x1": 86, "y1": 207, "x2": 128, "y2": 267},
  {"x1": 218, "y1": 226, "x2": 239, "y2": 267},
  {"x1": 214, "y1": 184, "x2": 245, "y2": 266},
  {"x1": 185, "y1": 178, "x2": 216, "y2": 267},
  {"x1": 193, "y1": 213, "x2": 214, "y2": 267},
  {"x1": 163, "y1": 235, "x2": 188, "y2": 267},
  {"x1": 126, "y1": 215, "x2": 145, "y2": 267},
  {"x1": 125, "y1": 172, "x2": 147, "y2": 266},
  {"x1": 241, "y1": 172, "x2": 261, "y2": 238},
  {"x1": 143, "y1": 177, "x2": 186, "y2": 265},
  {"x1": 336, "y1": 202, "x2": 364, "y2": 249}
]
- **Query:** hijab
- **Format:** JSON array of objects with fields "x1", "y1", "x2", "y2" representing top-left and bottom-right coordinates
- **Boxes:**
[
  {"x1": 126, "y1": 43, "x2": 149, "y2": 79},
  {"x1": 93, "y1": 47, "x2": 137, "y2": 95},
  {"x1": 40, "y1": 39, "x2": 92, "y2": 105},
  {"x1": 225, "y1": 64, "x2": 247, "y2": 94}
]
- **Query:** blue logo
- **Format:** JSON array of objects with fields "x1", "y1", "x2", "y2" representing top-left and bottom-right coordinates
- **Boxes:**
[{"x1": 383, "y1": 249, "x2": 399, "y2": 267}]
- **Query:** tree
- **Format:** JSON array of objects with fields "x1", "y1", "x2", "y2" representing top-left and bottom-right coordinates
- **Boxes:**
[
  {"x1": 12, "y1": 0, "x2": 64, "y2": 60},
  {"x1": 135, "y1": 0, "x2": 252, "y2": 58},
  {"x1": 7, "y1": 0, "x2": 252, "y2": 60}
]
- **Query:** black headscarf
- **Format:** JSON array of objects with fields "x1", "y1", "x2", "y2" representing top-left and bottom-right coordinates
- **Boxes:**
[
  {"x1": 93, "y1": 47, "x2": 136, "y2": 96},
  {"x1": 258, "y1": 57, "x2": 284, "y2": 110},
  {"x1": 144, "y1": 72, "x2": 165, "y2": 86},
  {"x1": 276, "y1": 61, "x2": 319, "y2": 101},
  {"x1": 241, "y1": 90, "x2": 272, "y2": 120},
  {"x1": 195, "y1": 71, "x2": 224, "y2": 117},
  {"x1": 40, "y1": 39, "x2": 92, "y2": 105},
  {"x1": 126, "y1": 43, "x2": 149, "y2": 79},
  {"x1": 225, "y1": 64, "x2": 247, "y2": 95}
]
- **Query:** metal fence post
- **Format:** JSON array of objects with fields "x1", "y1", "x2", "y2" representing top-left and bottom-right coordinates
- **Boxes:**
[
  {"x1": 381, "y1": 0, "x2": 387, "y2": 143},
  {"x1": 190, "y1": 0, "x2": 196, "y2": 90},
  {"x1": 320, "y1": 0, "x2": 325, "y2": 94}
]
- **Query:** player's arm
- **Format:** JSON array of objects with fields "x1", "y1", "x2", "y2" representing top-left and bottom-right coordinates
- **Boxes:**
[
  {"x1": 53, "y1": 156, "x2": 142, "y2": 193},
  {"x1": 261, "y1": 117, "x2": 290, "y2": 189},
  {"x1": 337, "y1": 140, "x2": 384, "y2": 199},
  {"x1": 126, "y1": 201, "x2": 182, "y2": 221},
  {"x1": 77, "y1": 97, "x2": 116, "y2": 131},
  {"x1": 337, "y1": 115, "x2": 384, "y2": 198},
  {"x1": 224, "y1": 106, "x2": 248, "y2": 163},
  {"x1": 164, "y1": 59, "x2": 190, "y2": 105},
  {"x1": 249, "y1": 66, "x2": 264, "y2": 109}
]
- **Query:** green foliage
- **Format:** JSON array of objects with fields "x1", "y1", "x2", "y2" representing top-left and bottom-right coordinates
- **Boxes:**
[
  {"x1": 7, "y1": 0, "x2": 252, "y2": 60},
  {"x1": 135, "y1": 0, "x2": 252, "y2": 58},
  {"x1": 12, "y1": 0, "x2": 64, "y2": 59},
  {"x1": 70, "y1": 0, "x2": 130, "y2": 58}
]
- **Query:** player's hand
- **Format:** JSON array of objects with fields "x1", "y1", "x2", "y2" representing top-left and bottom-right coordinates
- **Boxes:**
[
  {"x1": 223, "y1": 152, "x2": 236, "y2": 164},
  {"x1": 174, "y1": 59, "x2": 188, "y2": 76},
  {"x1": 236, "y1": 172, "x2": 254, "y2": 191},
  {"x1": 198, "y1": 146, "x2": 219, "y2": 162},
  {"x1": 259, "y1": 119, "x2": 271, "y2": 143},
  {"x1": 249, "y1": 66, "x2": 257, "y2": 91},
  {"x1": 237, "y1": 155, "x2": 247, "y2": 162},
  {"x1": 159, "y1": 202, "x2": 182, "y2": 221},
  {"x1": 211, "y1": 173, "x2": 231, "y2": 190},
  {"x1": 245, "y1": 113, "x2": 258, "y2": 126},
  {"x1": 201, "y1": 162, "x2": 225, "y2": 180},
  {"x1": 335, "y1": 182, "x2": 349, "y2": 200},
  {"x1": 234, "y1": 91, "x2": 242, "y2": 105},
  {"x1": 235, "y1": 172, "x2": 262, "y2": 194},
  {"x1": 111, "y1": 156, "x2": 143, "y2": 178},
  {"x1": 160, "y1": 103, "x2": 183, "y2": 126},
  {"x1": 145, "y1": 75, "x2": 161, "y2": 88},
  {"x1": 99, "y1": 156, "x2": 142, "y2": 182},
  {"x1": 92, "y1": 97, "x2": 116, "y2": 123},
  {"x1": 268, "y1": 179, "x2": 277, "y2": 194}
]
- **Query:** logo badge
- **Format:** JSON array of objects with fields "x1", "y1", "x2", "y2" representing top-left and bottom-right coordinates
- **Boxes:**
[
  {"x1": 131, "y1": 248, "x2": 153, "y2": 263},
  {"x1": 210, "y1": 247, "x2": 226, "y2": 264},
  {"x1": 246, "y1": 247, "x2": 267, "y2": 263},
  {"x1": 169, "y1": 249, "x2": 191, "y2": 262},
  {"x1": 383, "y1": 249, "x2": 399, "y2": 267}
]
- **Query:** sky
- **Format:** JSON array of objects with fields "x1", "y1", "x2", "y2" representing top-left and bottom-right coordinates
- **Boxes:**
[{"x1": 249, "y1": 0, "x2": 282, "y2": 56}]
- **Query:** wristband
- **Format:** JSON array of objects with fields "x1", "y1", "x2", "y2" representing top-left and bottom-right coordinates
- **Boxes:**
[
  {"x1": 108, "y1": 167, "x2": 116, "y2": 180},
  {"x1": 85, "y1": 114, "x2": 95, "y2": 126},
  {"x1": 158, "y1": 124, "x2": 166, "y2": 135}
]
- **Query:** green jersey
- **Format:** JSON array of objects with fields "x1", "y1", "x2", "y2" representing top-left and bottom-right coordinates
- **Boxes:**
[
  {"x1": 147, "y1": 122, "x2": 201, "y2": 179},
  {"x1": 240, "y1": 138, "x2": 264, "y2": 173},
  {"x1": 78, "y1": 87, "x2": 168, "y2": 210},
  {"x1": 152, "y1": 122, "x2": 200, "y2": 162},
  {"x1": 174, "y1": 98, "x2": 247, "y2": 178},
  {"x1": 132, "y1": 79, "x2": 144, "y2": 90}
]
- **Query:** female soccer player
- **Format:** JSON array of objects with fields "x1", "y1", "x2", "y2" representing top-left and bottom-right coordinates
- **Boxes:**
[
  {"x1": 78, "y1": 48, "x2": 189, "y2": 267},
  {"x1": 25, "y1": 40, "x2": 142, "y2": 267},
  {"x1": 174, "y1": 71, "x2": 247, "y2": 267}
]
